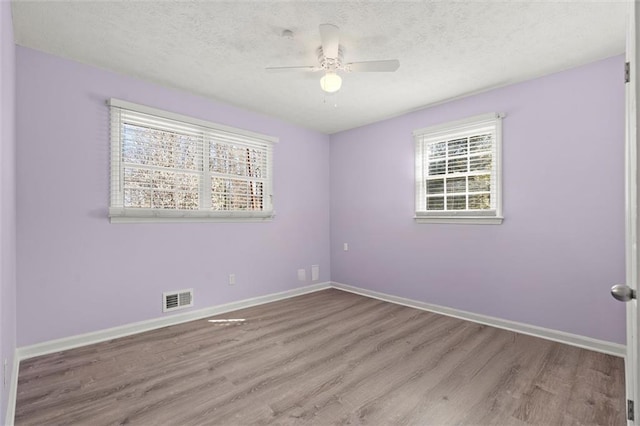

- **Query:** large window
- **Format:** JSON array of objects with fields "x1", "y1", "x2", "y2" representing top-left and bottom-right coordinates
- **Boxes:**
[
  {"x1": 109, "y1": 99, "x2": 276, "y2": 223},
  {"x1": 414, "y1": 113, "x2": 503, "y2": 224}
]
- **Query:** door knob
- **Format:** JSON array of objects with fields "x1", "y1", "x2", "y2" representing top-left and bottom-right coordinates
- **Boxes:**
[{"x1": 611, "y1": 284, "x2": 636, "y2": 302}]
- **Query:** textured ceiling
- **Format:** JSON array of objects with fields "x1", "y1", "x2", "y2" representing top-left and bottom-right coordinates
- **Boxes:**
[{"x1": 11, "y1": 0, "x2": 627, "y2": 134}]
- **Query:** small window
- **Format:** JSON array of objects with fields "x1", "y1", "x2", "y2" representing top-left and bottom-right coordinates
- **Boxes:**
[
  {"x1": 109, "y1": 99, "x2": 277, "y2": 223},
  {"x1": 414, "y1": 113, "x2": 503, "y2": 224}
]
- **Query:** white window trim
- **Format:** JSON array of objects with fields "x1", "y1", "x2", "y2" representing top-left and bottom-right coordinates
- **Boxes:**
[
  {"x1": 414, "y1": 112, "x2": 504, "y2": 225},
  {"x1": 108, "y1": 99, "x2": 278, "y2": 223}
]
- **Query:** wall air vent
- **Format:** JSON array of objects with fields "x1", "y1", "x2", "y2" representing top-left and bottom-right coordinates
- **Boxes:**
[{"x1": 163, "y1": 289, "x2": 194, "y2": 313}]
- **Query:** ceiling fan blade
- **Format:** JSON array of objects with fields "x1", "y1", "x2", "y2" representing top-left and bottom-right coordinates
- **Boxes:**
[
  {"x1": 319, "y1": 24, "x2": 340, "y2": 58},
  {"x1": 347, "y1": 60, "x2": 400, "y2": 72},
  {"x1": 265, "y1": 66, "x2": 319, "y2": 73}
]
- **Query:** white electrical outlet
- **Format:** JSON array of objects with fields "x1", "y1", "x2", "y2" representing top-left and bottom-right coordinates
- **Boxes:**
[
  {"x1": 297, "y1": 269, "x2": 306, "y2": 281},
  {"x1": 311, "y1": 265, "x2": 319, "y2": 281},
  {"x1": 343, "y1": 243, "x2": 349, "y2": 251},
  {"x1": 228, "y1": 273, "x2": 236, "y2": 286}
]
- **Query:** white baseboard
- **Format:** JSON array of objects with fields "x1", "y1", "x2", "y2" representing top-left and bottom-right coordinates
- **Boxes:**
[
  {"x1": 17, "y1": 282, "x2": 331, "y2": 361},
  {"x1": 4, "y1": 353, "x2": 18, "y2": 426},
  {"x1": 16, "y1": 280, "x2": 625, "y2": 361},
  {"x1": 331, "y1": 282, "x2": 626, "y2": 358}
]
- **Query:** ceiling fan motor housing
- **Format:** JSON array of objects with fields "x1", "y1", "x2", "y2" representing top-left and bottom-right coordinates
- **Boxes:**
[{"x1": 318, "y1": 46, "x2": 347, "y2": 72}]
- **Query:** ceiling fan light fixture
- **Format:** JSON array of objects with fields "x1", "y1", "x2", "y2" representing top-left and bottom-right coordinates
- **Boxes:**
[{"x1": 320, "y1": 72, "x2": 342, "y2": 93}]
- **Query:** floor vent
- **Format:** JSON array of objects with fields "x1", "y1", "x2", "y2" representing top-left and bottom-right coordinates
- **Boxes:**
[{"x1": 163, "y1": 289, "x2": 194, "y2": 313}]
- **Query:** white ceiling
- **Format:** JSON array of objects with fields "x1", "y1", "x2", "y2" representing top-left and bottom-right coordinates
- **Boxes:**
[{"x1": 11, "y1": 0, "x2": 627, "y2": 134}]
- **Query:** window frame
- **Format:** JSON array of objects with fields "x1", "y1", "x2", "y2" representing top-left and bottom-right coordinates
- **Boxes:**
[
  {"x1": 109, "y1": 98, "x2": 277, "y2": 223},
  {"x1": 413, "y1": 112, "x2": 504, "y2": 225}
]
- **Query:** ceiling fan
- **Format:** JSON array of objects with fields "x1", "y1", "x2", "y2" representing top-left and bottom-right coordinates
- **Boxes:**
[{"x1": 266, "y1": 24, "x2": 400, "y2": 94}]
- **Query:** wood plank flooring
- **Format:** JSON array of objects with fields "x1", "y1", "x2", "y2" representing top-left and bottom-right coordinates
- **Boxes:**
[{"x1": 15, "y1": 289, "x2": 625, "y2": 425}]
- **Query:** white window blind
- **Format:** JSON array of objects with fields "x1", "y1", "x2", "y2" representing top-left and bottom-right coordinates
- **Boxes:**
[
  {"x1": 109, "y1": 99, "x2": 276, "y2": 223},
  {"x1": 414, "y1": 113, "x2": 503, "y2": 224}
]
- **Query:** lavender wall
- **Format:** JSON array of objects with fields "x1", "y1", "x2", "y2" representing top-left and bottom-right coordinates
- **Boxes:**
[
  {"x1": 0, "y1": 0, "x2": 17, "y2": 420},
  {"x1": 330, "y1": 56, "x2": 626, "y2": 344},
  {"x1": 13, "y1": 44, "x2": 625, "y2": 350},
  {"x1": 16, "y1": 47, "x2": 331, "y2": 347}
]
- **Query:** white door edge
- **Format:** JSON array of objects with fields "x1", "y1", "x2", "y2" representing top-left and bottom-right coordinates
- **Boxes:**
[{"x1": 626, "y1": 2, "x2": 639, "y2": 425}]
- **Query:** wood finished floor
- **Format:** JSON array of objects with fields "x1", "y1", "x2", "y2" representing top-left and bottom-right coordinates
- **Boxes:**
[{"x1": 15, "y1": 289, "x2": 625, "y2": 425}]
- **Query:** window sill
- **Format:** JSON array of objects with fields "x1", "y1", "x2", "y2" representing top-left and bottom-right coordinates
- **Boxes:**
[
  {"x1": 414, "y1": 216, "x2": 503, "y2": 225},
  {"x1": 109, "y1": 208, "x2": 275, "y2": 224},
  {"x1": 110, "y1": 216, "x2": 275, "y2": 224}
]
